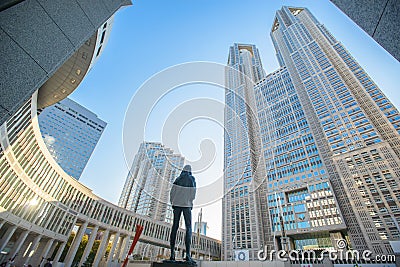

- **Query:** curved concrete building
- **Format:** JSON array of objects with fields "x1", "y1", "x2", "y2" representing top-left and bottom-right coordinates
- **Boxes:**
[
  {"x1": 0, "y1": 92, "x2": 221, "y2": 266},
  {"x1": 0, "y1": 0, "x2": 131, "y2": 126},
  {"x1": 37, "y1": 16, "x2": 115, "y2": 109}
]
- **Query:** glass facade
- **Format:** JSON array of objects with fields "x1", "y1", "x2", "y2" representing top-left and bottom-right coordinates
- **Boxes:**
[
  {"x1": 223, "y1": 44, "x2": 270, "y2": 260},
  {"x1": 38, "y1": 97, "x2": 106, "y2": 180},
  {"x1": 223, "y1": 5, "x2": 400, "y2": 259},
  {"x1": 270, "y1": 6, "x2": 400, "y2": 255},
  {"x1": 255, "y1": 67, "x2": 346, "y2": 251}
]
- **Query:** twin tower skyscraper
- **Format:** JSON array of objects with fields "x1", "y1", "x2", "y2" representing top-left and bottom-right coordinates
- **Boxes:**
[{"x1": 223, "y1": 6, "x2": 400, "y2": 261}]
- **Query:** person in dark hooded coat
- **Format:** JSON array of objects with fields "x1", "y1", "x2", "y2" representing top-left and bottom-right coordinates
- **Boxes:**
[{"x1": 168, "y1": 165, "x2": 196, "y2": 264}]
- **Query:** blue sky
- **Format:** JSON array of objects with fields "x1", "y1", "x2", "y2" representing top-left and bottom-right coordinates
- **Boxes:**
[{"x1": 70, "y1": 0, "x2": 400, "y2": 239}]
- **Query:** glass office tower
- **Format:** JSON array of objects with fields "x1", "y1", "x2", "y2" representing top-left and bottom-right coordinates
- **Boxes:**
[
  {"x1": 118, "y1": 142, "x2": 184, "y2": 224},
  {"x1": 223, "y1": 44, "x2": 271, "y2": 260},
  {"x1": 223, "y1": 6, "x2": 400, "y2": 259},
  {"x1": 254, "y1": 67, "x2": 347, "y2": 251},
  {"x1": 38, "y1": 97, "x2": 106, "y2": 179},
  {"x1": 270, "y1": 6, "x2": 400, "y2": 255}
]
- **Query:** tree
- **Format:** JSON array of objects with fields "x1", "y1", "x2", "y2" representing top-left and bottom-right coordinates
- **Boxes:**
[
  {"x1": 83, "y1": 240, "x2": 100, "y2": 266},
  {"x1": 55, "y1": 232, "x2": 75, "y2": 262}
]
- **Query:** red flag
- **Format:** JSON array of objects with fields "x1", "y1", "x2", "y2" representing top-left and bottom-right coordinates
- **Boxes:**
[{"x1": 122, "y1": 224, "x2": 144, "y2": 267}]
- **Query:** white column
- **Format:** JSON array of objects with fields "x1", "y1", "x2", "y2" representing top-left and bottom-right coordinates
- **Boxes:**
[
  {"x1": 87, "y1": 200, "x2": 96, "y2": 218},
  {"x1": 52, "y1": 242, "x2": 66, "y2": 267},
  {"x1": 118, "y1": 236, "x2": 131, "y2": 262},
  {"x1": 24, "y1": 235, "x2": 42, "y2": 265},
  {"x1": 42, "y1": 205, "x2": 58, "y2": 229},
  {"x1": 78, "y1": 226, "x2": 99, "y2": 267},
  {"x1": 0, "y1": 225, "x2": 17, "y2": 252},
  {"x1": 92, "y1": 229, "x2": 109, "y2": 267},
  {"x1": 37, "y1": 239, "x2": 54, "y2": 267},
  {"x1": 113, "y1": 234, "x2": 124, "y2": 262},
  {"x1": 106, "y1": 232, "x2": 120, "y2": 265},
  {"x1": 64, "y1": 222, "x2": 88, "y2": 267},
  {"x1": 8, "y1": 230, "x2": 29, "y2": 259},
  {"x1": 10, "y1": 188, "x2": 29, "y2": 216},
  {"x1": 53, "y1": 211, "x2": 68, "y2": 233},
  {"x1": 47, "y1": 241, "x2": 59, "y2": 262},
  {"x1": 99, "y1": 205, "x2": 107, "y2": 220}
]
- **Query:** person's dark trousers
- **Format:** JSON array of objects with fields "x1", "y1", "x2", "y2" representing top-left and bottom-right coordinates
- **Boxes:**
[{"x1": 170, "y1": 206, "x2": 192, "y2": 259}]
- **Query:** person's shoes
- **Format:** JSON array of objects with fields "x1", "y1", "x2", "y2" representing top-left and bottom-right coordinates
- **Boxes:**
[
  {"x1": 185, "y1": 256, "x2": 197, "y2": 266},
  {"x1": 162, "y1": 255, "x2": 176, "y2": 263}
]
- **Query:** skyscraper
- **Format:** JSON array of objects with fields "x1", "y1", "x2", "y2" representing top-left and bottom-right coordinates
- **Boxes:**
[
  {"x1": 223, "y1": 44, "x2": 271, "y2": 260},
  {"x1": 224, "y1": 6, "x2": 400, "y2": 259},
  {"x1": 38, "y1": 97, "x2": 106, "y2": 179},
  {"x1": 119, "y1": 142, "x2": 185, "y2": 224},
  {"x1": 270, "y1": 6, "x2": 400, "y2": 255},
  {"x1": 254, "y1": 67, "x2": 347, "y2": 252}
]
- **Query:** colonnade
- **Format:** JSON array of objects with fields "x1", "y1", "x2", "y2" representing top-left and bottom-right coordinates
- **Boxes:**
[{"x1": 0, "y1": 92, "x2": 221, "y2": 266}]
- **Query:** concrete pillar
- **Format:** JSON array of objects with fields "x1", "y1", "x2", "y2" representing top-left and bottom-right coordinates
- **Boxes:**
[
  {"x1": 52, "y1": 242, "x2": 66, "y2": 267},
  {"x1": 106, "y1": 232, "x2": 120, "y2": 265},
  {"x1": 29, "y1": 238, "x2": 47, "y2": 266},
  {"x1": 78, "y1": 226, "x2": 99, "y2": 267},
  {"x1": 99, "y1": 205, "x2": 107, "y2": 220},
  {"x1": 118, "y1": 236, "x2": 131, "y2": 262},
  {"x1": 291, "y1": 237, "x2": 296, "y2": 251},
  {"x1": 64, "y1": 222, "x2": 88, "y2": 267},
  {"x1": 13, "y1": 188, "x2": 30, "y2": 218},
  {"x1": 8, "y1": 230, "x2": 29, "y2": 259},
  {"x1": 92, "y1": 229, "x2": 109, "y2": 267},
  {"x1": 0, "y1": 220, "x2": 5, "y2": 231},
  {"x1": 42, "y1": 205, "x2": 58, "y2": 229},
  {"x1": 113, "y1": 234, "x2": 124, "y2": 262},
  {"x1": 24, "y1": 235, "x2": 42, "y2": 265},
  {"x1": 88, "y1": 200, "x2": 95, "y2": 218},
  {"x1": 0, "y1": 225, "x2": 17, "y2": 252},
  {"x1": 12, "y1": 234, "x2": 33, "y2": 266},
  {"x1": 47, "y1": 241, "x2": 59, "y2": 262},
  {"x1": 36, "y1": 239, "x2": 54, "y2": 267}
]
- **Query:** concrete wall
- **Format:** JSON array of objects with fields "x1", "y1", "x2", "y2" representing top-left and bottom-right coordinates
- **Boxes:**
[
  {"x1": 0, "y1": 0, "x2": 131, "y2": 125},
  {"x1": 330, "y1": 0, "x2": 400, "y2": 61}
]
